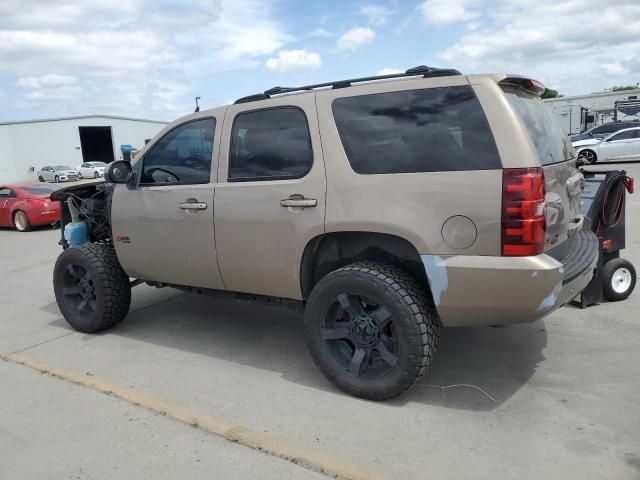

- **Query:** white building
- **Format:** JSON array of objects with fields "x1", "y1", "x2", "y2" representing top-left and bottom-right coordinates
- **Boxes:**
[
  {"x1": 0, "y1": 115, "x2": 168, "y2": 183},
  {"x1": 543, "y1": 89, "x2": 640, "y2": 135}
]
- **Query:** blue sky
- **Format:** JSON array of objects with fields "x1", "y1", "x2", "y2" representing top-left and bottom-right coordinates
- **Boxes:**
[{"x1": 0, "y1": 0, "x2": 639, "y2": 121}]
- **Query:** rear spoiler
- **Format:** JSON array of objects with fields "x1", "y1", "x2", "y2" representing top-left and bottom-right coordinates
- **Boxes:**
[{"x1": 499, "y1": 76, "x2": 546, "y2": 97}]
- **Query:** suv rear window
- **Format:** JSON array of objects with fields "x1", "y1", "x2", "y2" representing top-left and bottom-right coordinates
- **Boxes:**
[
  {"x1": 332, "y1": 86, "x2": 501, "y2": 174},
  {"x1": 501, "y1": 86, "x2": 574, "y2": 165}
]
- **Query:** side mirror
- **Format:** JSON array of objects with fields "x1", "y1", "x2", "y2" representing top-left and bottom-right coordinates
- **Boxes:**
[{"x1": 106, "y1": 160, "x2": 133, "y2": 184}]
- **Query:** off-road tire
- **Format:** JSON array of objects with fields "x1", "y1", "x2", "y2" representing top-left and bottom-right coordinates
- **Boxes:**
[
  {"x1": 304, "y1": 262, "x2": 440, "y2": 400},
  {"x1": 602, "y1": 258, "x2": 636, "y2": 302},
  {"x1": 53, "y1": 243, "x2": 131, "y2": 333}
]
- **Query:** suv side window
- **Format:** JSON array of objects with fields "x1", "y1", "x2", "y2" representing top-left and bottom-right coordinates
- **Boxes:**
[
  {"x1": 141, "y1": 118, "x2": 215, "y2": 185},
  {"x1": 332, "y1": 86, "x2": 500, "y2": 174},
  {"x1": 228, "y1": 107, "x2": 313, "y2": 182},
  {"x1": 0, "y1": 188, "x2": 15, "y2": 198}
]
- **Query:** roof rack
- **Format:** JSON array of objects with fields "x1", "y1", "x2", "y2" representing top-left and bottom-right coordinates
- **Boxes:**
[{"x1": 234, "y1": 65, "x2": 462, "y2": 104}]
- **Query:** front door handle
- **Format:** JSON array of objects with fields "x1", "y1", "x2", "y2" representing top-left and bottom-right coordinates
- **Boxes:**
[
  {"x1": 280, "y1": 196, "x2": 317, "y2": 208},
  {"x1": 179, "y1": 201, "x2": 207, "y2": 210}
]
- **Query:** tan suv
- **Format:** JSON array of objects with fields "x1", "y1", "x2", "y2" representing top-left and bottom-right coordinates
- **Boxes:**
[{"x1": 52, "y1": 66, "x2": 598, "y2": 400}]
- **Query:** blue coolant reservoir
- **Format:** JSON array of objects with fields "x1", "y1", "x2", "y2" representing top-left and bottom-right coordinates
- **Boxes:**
[{"x1": 64, "y1": 221, "x2": 88, "y2": 247}]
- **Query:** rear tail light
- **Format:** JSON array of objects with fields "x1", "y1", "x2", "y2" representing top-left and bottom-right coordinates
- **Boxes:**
[{"x1": 502, "y1": 167, "x2": 546, "y2": 256}]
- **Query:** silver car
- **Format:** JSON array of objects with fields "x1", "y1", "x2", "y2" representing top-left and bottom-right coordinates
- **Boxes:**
[
  {"x1": 573, "y1": 127, "x2": 640, "y2": 164},
  {"x1": 37, "y1": 165, "x2": 80, "y2": 183}
]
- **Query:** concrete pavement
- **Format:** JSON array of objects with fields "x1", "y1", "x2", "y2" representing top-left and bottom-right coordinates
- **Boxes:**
[{"x1": 1, "y1": 165, "x2": 640, "y2": 479}]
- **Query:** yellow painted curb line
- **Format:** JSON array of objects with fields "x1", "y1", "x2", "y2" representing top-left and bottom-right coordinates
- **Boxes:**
[{"x1": 1, "y1": 351, "x2": 381, "y2": 480}]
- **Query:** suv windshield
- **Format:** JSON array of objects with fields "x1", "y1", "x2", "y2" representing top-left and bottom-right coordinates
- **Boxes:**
[{"x1": 502, "y1": 86, "x2": 574, "y2": 165}]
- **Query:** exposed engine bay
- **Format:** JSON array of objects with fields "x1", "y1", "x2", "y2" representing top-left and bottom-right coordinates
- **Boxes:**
[{"x1": 51, "y1": 181, "x2": 114, "y2": 248}]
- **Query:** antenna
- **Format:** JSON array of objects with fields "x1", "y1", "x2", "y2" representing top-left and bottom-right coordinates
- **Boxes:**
[{"x1": 195, "y1": 96, "x2": 201, "y2": 112}]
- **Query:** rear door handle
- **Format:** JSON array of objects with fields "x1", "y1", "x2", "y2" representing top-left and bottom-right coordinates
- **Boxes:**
[
  {"x1": 179, "y1": 201, "x2": 207, "y2": 210},
  {"x1": 280, "y1": 197, "x2": 317, "y2": 208}
]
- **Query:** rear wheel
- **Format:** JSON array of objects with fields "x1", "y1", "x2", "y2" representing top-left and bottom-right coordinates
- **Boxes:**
[
  {"x1": 602, "y1": 258, "x2": 636, "y2": 301},
  {"x1": 53, "y1": 243, "x2": 131, "y2": 333},
  {"x1": 38, "y1": 175, "x2": 44, "y2": 182},
  {"x1": 304, "y1": 262, "x2": 439, "y2": 400},
  {"x1": 13, "y1": 210, "x2": 32, "y2": 232},
  {"x1": 579, "y1": 149, "x2": 597, "y2": 164}
]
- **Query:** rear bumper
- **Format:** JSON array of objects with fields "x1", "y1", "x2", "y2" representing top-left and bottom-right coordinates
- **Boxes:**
[
  {"x1": 421, "y1": 231, "x2": 598, "y2": 327},
  {"x1": 31, "y1": 209, "x2": 61, "y2": 226}
]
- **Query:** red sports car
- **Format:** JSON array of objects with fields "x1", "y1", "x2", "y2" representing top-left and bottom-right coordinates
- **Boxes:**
[{"x1": 0, "y1": 183, "x2": 61, "y2": 231}]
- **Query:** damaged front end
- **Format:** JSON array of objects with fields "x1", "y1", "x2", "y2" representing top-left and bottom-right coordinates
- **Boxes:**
[{"x1": 50, "y1": 181, "x2": 115, "y2": 249}]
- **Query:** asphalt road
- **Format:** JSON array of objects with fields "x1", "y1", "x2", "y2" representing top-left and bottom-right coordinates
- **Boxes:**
[{"x1": 1, "y1": 164, "x2": 639, "y2": 479}]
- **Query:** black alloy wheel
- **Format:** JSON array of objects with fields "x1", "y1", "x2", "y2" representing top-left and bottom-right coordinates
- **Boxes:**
[{"x1": 323, "y1": 293, "x2": 399, "y2": 379}]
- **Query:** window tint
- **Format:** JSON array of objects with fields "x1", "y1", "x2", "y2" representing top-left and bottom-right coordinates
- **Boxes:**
[
  {"x1": 229, "y1": 107, "x2": 313, "y2": 181},
  {"x1": 502, "y1": 87, "x2": 573, "y2": 165},
  {"x1": 609, "y1": 130, "x2": 637, "y2": 141},
  {"x1": 593, "y1": 124, "x2": 619, "y2": 134},
  {"x1": 0, "y1": 188, "x2": 13, "y2": 198},
  {"x1": 20, "y1": 185, "x2": 59, "y2": 194},
  {"x1": 332, "y1": 86, "x2": 500, "y2": 174},
  {"x1": 141, "y1": 118, "x2": 215, "y2": 185}
]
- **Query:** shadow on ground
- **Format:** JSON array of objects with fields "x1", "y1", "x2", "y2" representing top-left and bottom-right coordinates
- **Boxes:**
[{"x1": 48, "y1": 290, "x2": 547, "y2": 411}]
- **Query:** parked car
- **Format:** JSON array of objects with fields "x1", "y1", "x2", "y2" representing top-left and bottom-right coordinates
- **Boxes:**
[
  {"x1": 570, "y1": 120, "x2": 640, "y2": 142},
  {"x1": 78, "y1": 162, "x2": 107, "y2": 179},
  {"x1": 572, "y1": 127, "x2": 640, "y2": 163},
  {"x1": 51, "y1": 67, "x2": 598, "y2": 400},
  {"x1": 0, "y1": 183, "x2": 61, "y2": 231},
  {"x1": 37, "y1": 165, "x2": 80, "y2": 183}
]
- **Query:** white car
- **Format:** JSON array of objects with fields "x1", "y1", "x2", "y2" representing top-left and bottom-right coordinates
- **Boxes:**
[
  {"x1": 37, "y1": 165, "x2": 81, "y2": 183},
  {"x1": 573, "y1": 127, "x2": 640, "y2": 164},
  {"x1": 78, "y1": 162, "x2": 107, "y2": 179}
]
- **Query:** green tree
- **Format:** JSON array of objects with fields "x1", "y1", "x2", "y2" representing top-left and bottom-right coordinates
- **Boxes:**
[
  {"x1": 611, "y1": 85, "x2": 638, "y2": 91},
  {"x1": 541, "y1": 88, "x2": 561, "y2": 99}
]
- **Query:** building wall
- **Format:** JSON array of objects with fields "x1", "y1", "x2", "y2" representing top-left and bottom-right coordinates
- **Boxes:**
[{"x1": 0, "y1": 116, "x2": 167, "y2": 183}]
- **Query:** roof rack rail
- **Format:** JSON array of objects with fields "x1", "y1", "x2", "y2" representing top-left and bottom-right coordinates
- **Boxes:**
[{"x1": 233, "y1": 65, "x2": 462, "y2": 104}]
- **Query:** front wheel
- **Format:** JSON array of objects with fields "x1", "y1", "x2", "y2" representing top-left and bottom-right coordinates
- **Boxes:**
[
  {"x1": 602, "y1": 258, "x2": 636, "y2": 301},
  {"x1": 579, "y1": 149, "x2": 597, "y2": 164},
  {"x1": 94, "y1": 171, "x2": 99, "y2": 178},
  {"x1": 53, "y1": 243, "x2": 131, "y2": 333},
  {"x1": 54, "y1": 175, "x2": 60, "y2": 183},
  {"x1": 304, "y1": 262, "x2": 440, "y2": 400}
]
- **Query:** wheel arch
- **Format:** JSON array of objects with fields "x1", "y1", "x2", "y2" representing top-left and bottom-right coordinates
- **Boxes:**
[{"x1": 300, "y1": 231, "x2": 431, "y2": 300}]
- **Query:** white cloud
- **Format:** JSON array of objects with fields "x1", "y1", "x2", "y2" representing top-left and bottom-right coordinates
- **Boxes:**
[
  {"x1": 311, "y1": 27, "x2": 331, "y2": 38},
  {"x1": 0, "y1": 0, "x2": 290, "y2": 117},
  {"x1": 376, "y1": 68, "x2": 403, "y2": 75},
  {"x1": 16, "y1": 73, "x2": 77, "y2": 89},
  {"x1": 417, "y1": 0, "x2": 479, "y2": 25},
  {"x1": 335, "y1": 27, "x2": 376, "y2": 53},
  {"x1": 361, "y1": 5, "x2": 393, "y2": 26},
  {"x1": 437, "y1": 0, "x2": 640, "y2": 95},
  {"x1": 265, "y1": 50, "x2": 322, "y2": 73}
]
